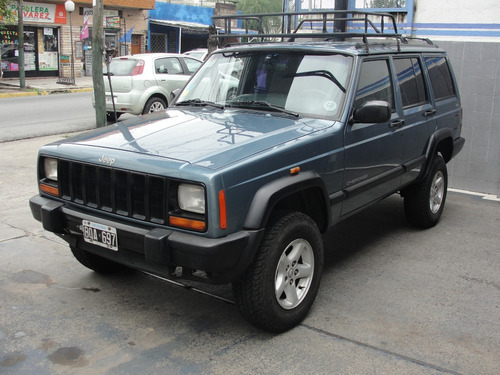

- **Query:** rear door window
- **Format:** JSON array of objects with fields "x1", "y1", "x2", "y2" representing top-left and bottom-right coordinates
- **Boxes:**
[
  {"x1": 155, "y1": 57, "x2": 183, "y2": 75},
  {"x1": 424, "y1": 56, "x2": 456, "y2": 101},
  {"x1": 394, "y1": 57, "x2": 428, "y2": 108}
]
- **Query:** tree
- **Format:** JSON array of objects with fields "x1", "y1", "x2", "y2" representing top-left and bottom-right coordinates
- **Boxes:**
[
  {"x1": 236, "y1": 0, "x2": 284, "y2": 34},
  {"x1": 236, "y1": 0, "x2": 282, "y2": 14},
  {"x1": 92, "y1": 0, "x2": 106, "y2": 127},
  {"x1": 1, "y1": 0, "x2": 22, "y2": 85},
  {"x1": 0, "y1": 0, "x2": 16, "y2": 24}
]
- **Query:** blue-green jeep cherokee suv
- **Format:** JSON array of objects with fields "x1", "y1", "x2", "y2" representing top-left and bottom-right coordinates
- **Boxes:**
[{"x1": 30, "y1": 11, "x2": 465, "y2": 332}]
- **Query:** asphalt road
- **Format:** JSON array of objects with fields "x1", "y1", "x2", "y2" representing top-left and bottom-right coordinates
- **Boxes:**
[
  {"x1": 0, "y1": 134, "x2": 499, "y2": 374},
  {"x1": 0, "y1": 93, "x2": 96, "y2": 142},
  {"x1": 0, "y1": 92, "x2": 138, "y2": 142}
]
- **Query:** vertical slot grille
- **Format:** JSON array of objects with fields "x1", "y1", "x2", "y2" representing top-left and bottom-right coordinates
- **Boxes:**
[
  {"x1": 115, "y1": 170, "x2": 129, "y2": 216},
  {"x1": 150, "y1": 176, "x2": 166, "y2": 224},
  {"x1": 57, "y1": 160, "x2": 169, "y2": 225},
  {"x1": 84, "y1": 165, "x2": 98, "y2": 208},
  {"x1": 99, "y1": 168, "x2": 112, "y2": 212},
  {"x1": 131, "y1": 174, "x2": 146, "y2": 220}
]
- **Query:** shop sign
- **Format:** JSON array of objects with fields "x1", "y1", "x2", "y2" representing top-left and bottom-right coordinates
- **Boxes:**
[
  {"x1": 60, "y1": 55, "x2": 70, "y2": 66},
  {"x1": 83, "y1": 8, "x2": 120, "y2": 29},
  {"x1": 2, "y1": 2, "x2": 67, "y2": 24}
]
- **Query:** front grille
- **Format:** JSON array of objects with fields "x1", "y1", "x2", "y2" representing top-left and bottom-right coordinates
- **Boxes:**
[{"x1": 58, "y1": 160, "x2": 172, "y2": 225}]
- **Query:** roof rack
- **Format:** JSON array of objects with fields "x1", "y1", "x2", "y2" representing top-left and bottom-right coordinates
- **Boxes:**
[{"x1": 212, "y1": 10, "x2": 402, "y2": 51}]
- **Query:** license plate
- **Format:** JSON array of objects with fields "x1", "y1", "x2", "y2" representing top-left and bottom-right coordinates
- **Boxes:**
[
  {"x1": 106, "y1": 96, "x2": 114, "y2": 103},
  {"x1": 82, "y1": 220, "x2": 118, "y2": 251}
]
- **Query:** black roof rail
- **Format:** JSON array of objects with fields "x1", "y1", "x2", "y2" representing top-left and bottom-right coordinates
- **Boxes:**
[
  {"x1": 399, "y1": 36, "x2": 434, "y2": 45},
  {"x1": 211, "y1": 10, "x2": 402, "y2": 52}
]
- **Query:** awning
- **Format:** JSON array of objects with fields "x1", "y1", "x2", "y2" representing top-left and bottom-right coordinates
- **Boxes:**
[
  {"x1": 149, "y1": 19, "x2": 257, "y2": 36},
  {"x1": 150, "y1": 19, "x2": 211, "y2": 33}
]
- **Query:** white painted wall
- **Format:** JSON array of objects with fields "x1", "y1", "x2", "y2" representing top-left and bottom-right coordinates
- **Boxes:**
[
  {"x1": 413, "y1": 0, "x2": 500, "y2": 42},
  {"x1": 414, "y1": 0, "x2": 499, "y2": 24}
]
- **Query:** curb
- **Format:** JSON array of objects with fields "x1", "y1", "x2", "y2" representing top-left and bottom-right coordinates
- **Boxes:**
[
  {"x1": 0, "y1": 87, "x2": 93, "y2": 98},
  {"x1": 0, "y1": 91, "x2": 39, "y2": 98}
]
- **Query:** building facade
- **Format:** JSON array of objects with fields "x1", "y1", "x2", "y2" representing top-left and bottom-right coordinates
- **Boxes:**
[
  {"x1": 148, "y1": 1, "x2": 237, "y2": 54},
  {"x1": 345, "y1": 0, "x2": 500, "y2": 196},
  {"x1": 0, "y1": 0, "x2": 154, "y2": 79},
  {"x1": 150, "y1": 0, "x2": 499, "y2": 196}
]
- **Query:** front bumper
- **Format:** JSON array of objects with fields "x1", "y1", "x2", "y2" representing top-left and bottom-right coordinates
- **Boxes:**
[{"x1": 30, "y1": 195, "x2": 263, "y2": 284}]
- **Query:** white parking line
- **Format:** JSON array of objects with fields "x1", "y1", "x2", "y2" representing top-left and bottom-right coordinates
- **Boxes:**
[{"x1": 449, "y1": 188, "x2": 500, "y2": 202}]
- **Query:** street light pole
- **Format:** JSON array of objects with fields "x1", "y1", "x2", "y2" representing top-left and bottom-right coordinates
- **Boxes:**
[{"x1": 65, "y1": 0, "x2": 75, "y2": 85}]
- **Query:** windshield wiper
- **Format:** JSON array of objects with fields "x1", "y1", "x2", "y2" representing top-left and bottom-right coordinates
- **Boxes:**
[
  {"x1": 227, "y1": 100, "x2": 299, "y2": 117},
  {"x1": 175, "y1": 98, "x2": 224, "y2": 110},
  {"x1": 290, "y1": 70, "x2": 346, "y2": 93}
]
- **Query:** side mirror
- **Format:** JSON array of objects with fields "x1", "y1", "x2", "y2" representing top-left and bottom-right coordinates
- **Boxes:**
[
  {"x1": 171, "y1": 88, "x2": 181, "y2": 102},
  {"x1": 351, "y1": 100, "x2": 391, "y2": 124}
]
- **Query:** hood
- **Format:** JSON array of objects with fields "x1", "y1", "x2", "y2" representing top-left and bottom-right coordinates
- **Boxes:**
[{"x1": 55, "y1": 109, "x2": 334, "y2": 170}]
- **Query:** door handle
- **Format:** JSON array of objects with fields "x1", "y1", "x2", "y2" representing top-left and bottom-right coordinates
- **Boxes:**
[
  {"x1": 390, "y1": 119, "x2": 405, "y2": 128},
  {"x1": 424, "y1": 109, "x2": 436, "y2": 117}
]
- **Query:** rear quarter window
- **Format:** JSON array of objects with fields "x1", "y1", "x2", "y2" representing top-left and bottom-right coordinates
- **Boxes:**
[
  {"x1": 108, "y1": 59, "x2": 139, "y2": 76},
  {"x1": 184, "y1": 57, "x2": 203, "y2": 74},
  {"x1": 424, "y1": 56, "x2": 456, "y2": 101}
]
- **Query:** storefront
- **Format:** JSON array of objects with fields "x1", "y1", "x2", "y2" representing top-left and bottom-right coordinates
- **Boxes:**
[
  {"x1": 1, "y1": 25, "x2": 61, "y2": 78},
  {"x1": 80, "y1": 7, "x2": 122, "y2": 76},
  {"x1": 0, "y1": 1, "x2": 68, "y2": 78}
]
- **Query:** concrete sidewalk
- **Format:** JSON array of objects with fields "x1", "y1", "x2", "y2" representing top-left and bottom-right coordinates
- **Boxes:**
[{"x1": 0, "y1": 76, "x2": 94, "y2": 98}]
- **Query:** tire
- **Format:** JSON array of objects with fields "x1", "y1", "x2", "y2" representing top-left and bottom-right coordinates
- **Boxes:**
[
  {"x1": 233, "y1": 211, "x2": 324, "y2": 332},
  {"x1": 106, "y1": 112, "x2": 121, "y2": 123},
  {"x1": 142, "y1": 97, "x2": 167, "y2": 114},
  {"x1": 404, "y1": 154, "x2": 448, "y2": 229},
  {"x1": 70, "y1": 246, "x2": 127, "y2": 274}
]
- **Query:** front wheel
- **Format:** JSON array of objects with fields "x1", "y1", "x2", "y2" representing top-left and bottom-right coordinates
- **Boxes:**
[
  {"x1": 233, "y1": 212, "x2": 324, "y2": 332},
  {"x1": 404, "y1": 154, "x2": 448, "y2": 228},
  {"x1": 70, "y1": 246, "x2": 127, "y2": 274},
  {"x1": 142, "y1": 97, "x2": 167, "y2": 114}
]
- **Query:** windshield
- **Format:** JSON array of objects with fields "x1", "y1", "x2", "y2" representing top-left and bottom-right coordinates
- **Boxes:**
[{"x1": 176, "y1": 51, "x2": 353, "y2": 119}]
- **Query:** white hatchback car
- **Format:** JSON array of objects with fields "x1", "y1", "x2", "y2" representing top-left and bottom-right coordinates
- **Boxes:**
[
  {"x1": 183, "y1": 48, "x2": 208, "y2": 61},
  {"x1": 98, "y1": 53, "x2": 202, "y2": 121}
]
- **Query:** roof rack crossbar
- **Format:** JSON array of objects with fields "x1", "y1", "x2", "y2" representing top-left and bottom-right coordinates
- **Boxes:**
[{"x1": 212, "y1": 10, "x2": 401, "y2": 42}]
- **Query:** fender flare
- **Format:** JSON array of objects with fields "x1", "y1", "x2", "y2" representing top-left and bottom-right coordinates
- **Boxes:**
[
  {"x1": 243, "y1": 171, "x2": 331, "y2": 231},
  {"x1": 419, "y1": 128, "x2": 454, "y2": 180}
]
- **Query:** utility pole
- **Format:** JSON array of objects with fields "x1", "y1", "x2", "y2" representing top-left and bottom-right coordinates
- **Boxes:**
[
  {"x1": 17, "y1": 0, "x2": 25, "y2": 88},
  {"x1": 92, "y1": 0, "x2": 106, "y2": 127}
]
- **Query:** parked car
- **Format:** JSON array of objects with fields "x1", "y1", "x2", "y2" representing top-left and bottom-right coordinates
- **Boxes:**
[
  {"x1": 183, "y1": 48, "x2": 209, "y2": 61},
  {"x1": 94, "y1": 53, "x2": 203, "y2": 122},
  {"x1": 31, "y1": 11, "x2": 464, "y2": 333}
]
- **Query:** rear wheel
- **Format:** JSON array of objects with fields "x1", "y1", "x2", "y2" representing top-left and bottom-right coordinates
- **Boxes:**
[
  {"x1": 233, "y1": 211, "x2": 324, "y2": 332},
  {"x1": 106, "y1": 112, "x2": 121, "y2": 123},
  {"x1": 70, "y1": 246, "x2": 127, "y2": 274},
  {"x1": 142, "y1": 97, "x2": 167, "y2": 114},
  {"x1": 404, "y1": 154, "x2": 448, "y2": 228}
]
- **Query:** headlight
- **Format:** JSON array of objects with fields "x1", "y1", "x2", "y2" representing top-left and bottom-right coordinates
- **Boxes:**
[
  {"x1": 44, "y1": 158, "x2": 58, "y2": 181},
  {"x1": 178, "y1": 183, "x2": 205, "y2": 214}
]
